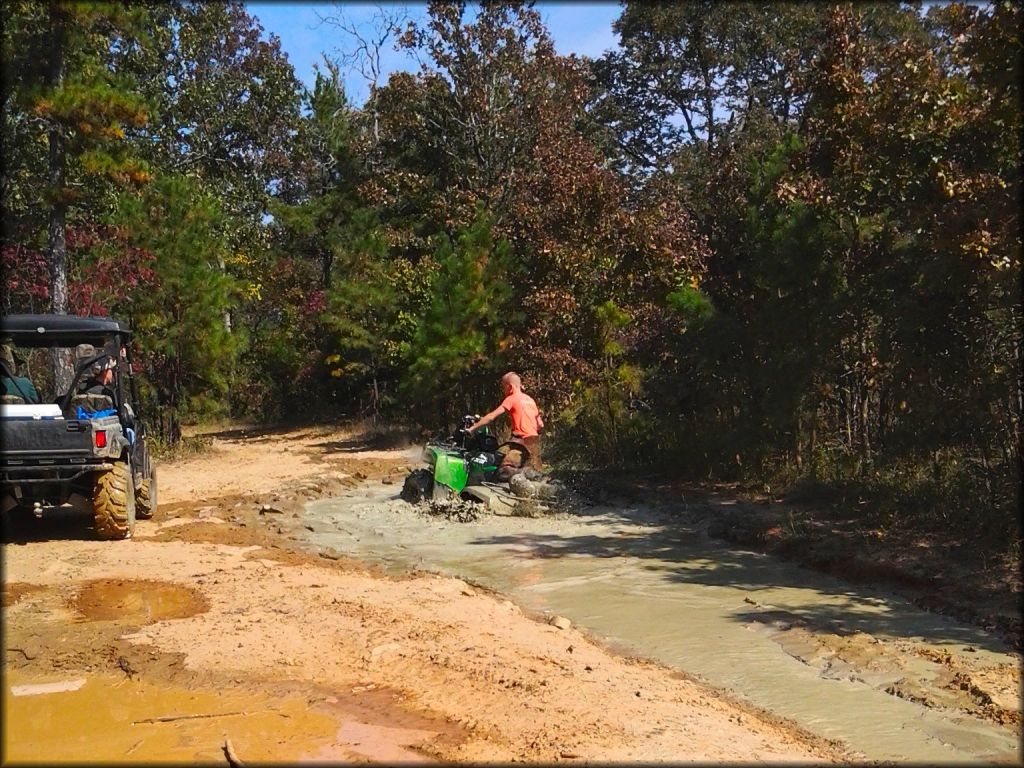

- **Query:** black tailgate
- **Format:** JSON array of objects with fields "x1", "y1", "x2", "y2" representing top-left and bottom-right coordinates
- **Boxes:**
[{"x1": 0, "y1": 419, "x2": 94, "y2": 458}]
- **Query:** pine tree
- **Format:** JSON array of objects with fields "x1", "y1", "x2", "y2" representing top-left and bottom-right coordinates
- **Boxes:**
[
  {"x1": 111, "y1": 175, "x2": 237, "y2": 444},
  {"x1": 403, "y1": 209, "x2": 516, "y2": 422},
  {"x1": 322, "y1": 209, "x2": 408, "y2": 418},
  {"x1": 3, "y1": 1, "x2": 154, "y2": 389}
]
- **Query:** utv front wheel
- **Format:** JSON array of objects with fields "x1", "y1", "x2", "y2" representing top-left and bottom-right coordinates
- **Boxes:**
[
  {"x1": 136, "y1": 466, "x2": 157, "y2": 519},
  {"x1": 93, "y1": 461, "x2": 136, "y2": 540}
]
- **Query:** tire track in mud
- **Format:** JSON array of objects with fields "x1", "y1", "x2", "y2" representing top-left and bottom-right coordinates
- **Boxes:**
[{"x1": 740, "y1": 606, "x2": 1021, "y2": 730}]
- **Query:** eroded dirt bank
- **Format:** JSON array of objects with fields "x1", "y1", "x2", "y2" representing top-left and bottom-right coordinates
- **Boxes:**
[{"x1": 3, "y1": 424, "x2": 847, "y2": 764}]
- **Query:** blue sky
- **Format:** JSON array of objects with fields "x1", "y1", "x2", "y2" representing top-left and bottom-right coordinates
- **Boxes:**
[{"x1": 246, "y1": 2, "x2": 623, "y2": 104}]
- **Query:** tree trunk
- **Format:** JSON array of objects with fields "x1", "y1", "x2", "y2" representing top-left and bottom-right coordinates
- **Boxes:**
[
  {"x1": 217, "y1": 257, "x2": 232, "y2": 332},
  {"x1": 860, "y1": 381, "x2": 871, "y2": 472},
  {"x1": 1014, "y1": 332, "x2": 1023, "y2": 462},
  {"x1": 168, "y1": 356, "x2": 182, "y2": 446},
  {"x1": 371, "y1": 370, "x2": 380, "y2": 427},
  {"x1": 795, "y1": 410, "x2": 803, "y2": 471},
  {"x1": 320, "y1": 251, "x2": 333, "y2": 289},
  {"x1": 810, "y1": 419, "x2": 818, "y2": 480},
  {"x1": 844, "y1": 385, "x2": 853, "y2": 451},
  {"x1": 47, "y1": 2, "x2": 73, "y2": 394},
  {"x1": 859, "y1": 334, "x2": 872, "y2": 472}
]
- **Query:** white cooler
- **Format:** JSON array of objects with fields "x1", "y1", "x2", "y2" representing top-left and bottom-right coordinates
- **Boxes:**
[{"x1": 0, "y1": 403, "x2": 64, "y2": 420}]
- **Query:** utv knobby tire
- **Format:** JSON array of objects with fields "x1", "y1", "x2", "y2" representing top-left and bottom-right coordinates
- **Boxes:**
[
  {"x1": 401, "y1": 469, "x2": 434, "y2": 504},
  {"x1": 136, "y1": 466, "x2": 157, "y2": 519},
  {"x1": 93, "y1": 461, "x2": 136, "y2": 540}
]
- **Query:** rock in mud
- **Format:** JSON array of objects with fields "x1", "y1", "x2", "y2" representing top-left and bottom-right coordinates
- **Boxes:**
[
  {"x1": 509, "y1": 474, "x2": 562, "y2": 500},
  {"x1": 550, "y1": 615, "x2": 572, "y2": 630},
  {"x1": 369, "y1": 642, "x2": 403, "y2": 662},
  {"x1": 509, "y1": 474, "x2": 538, "y2": 498}
]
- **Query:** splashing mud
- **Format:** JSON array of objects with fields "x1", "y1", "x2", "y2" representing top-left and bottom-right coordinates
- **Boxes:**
[{"x1": 424, "y1": 500, "x2": 480, "y2": 522}]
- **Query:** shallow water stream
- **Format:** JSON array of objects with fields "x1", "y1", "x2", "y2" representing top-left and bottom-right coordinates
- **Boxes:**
[{"x1": 303, "y1": 485, "x2": 1020, "y2": 763}]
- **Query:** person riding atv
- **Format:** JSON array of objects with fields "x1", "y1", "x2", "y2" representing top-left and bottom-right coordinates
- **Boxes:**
[
  {"x1": 467, "y1": 372, "x2": 544, "y2": 471},
  {"x1": 400, "y1": 373, "x2": 549, "y2": 511},
  {"x1": 400, "y1": 412, "x2": 557, "y2": 514}
]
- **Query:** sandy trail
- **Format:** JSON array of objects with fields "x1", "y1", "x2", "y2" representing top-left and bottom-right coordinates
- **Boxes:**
[{"x1": 3, "y1": 424, "x2": 848, "y2": 763}]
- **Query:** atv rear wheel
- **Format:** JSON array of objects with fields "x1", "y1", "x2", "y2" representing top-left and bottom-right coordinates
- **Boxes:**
[
  {"x1": 401, "y1": 469, "x2": 433, "y2": 504},
  {"x1": 93, "y1": 460, "x2": 136, "y2": 540},
  {"x1": 136, "y1": 466, "x2": 157, "y2": 519}
]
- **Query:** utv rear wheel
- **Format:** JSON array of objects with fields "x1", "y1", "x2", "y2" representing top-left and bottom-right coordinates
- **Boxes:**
[
  {"x1": 93, "y1": 461, "x2": 136, "y2": 540},
  {"x1": 136, "y1": 466, "x2": 157, "y2": 519},
  {"x1": 401, "y1": 469, "x2": 433, "y2": 504}
]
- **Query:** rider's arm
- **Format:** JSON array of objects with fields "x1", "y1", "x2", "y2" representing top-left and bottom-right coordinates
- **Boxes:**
[{"x1": 468, "y1": 405, "x2": 507, "y2": 433}]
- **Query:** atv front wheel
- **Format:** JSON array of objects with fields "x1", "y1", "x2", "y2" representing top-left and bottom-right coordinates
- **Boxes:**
[
  {"x1": 136, "y1": 466, "x2": 157, "y2": 519},
  {"x1": 401, "y1": 469, "x2": 433, "y2": 504},
  {"x1": 93, "y1": 461, "x2": 136, "y2": 540}
]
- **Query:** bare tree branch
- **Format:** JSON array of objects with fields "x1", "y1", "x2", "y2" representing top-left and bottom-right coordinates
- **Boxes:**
[{"x1": 315, "y1": 3, "x2": 410, "y2": 93}]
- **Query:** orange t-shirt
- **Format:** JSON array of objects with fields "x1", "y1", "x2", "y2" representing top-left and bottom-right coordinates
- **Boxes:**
[{"x1": 501, "y1": 391, "x2": 542, "y2": 438}]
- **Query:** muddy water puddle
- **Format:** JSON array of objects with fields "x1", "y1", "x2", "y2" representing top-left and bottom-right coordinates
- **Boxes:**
[
  {"x1": 70, "y1": 579, "x2": 209, "y2": 624},
  {"x1": 3, "y1": 669, "x2": 452, "y2": 763},
  {"x1": 3, "y1": 582, "x2": 47, "y2": 607},
  {"x1": 304, "y1": 485, "x2": 1021, "y2": 764}
]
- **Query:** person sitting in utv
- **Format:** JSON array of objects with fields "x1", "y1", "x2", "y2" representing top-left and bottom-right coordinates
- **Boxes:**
[
  {"x1": 1, "y1": 338, "x2": 39, "y2": 404},
  {"x1": 71, "y1": 343, "x2": 118, "y2": 415}
]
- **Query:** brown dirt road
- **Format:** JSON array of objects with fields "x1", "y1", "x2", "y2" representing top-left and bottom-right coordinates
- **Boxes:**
[{"x1": 2, "y1": 424, "x2": 850, "y2": 763}]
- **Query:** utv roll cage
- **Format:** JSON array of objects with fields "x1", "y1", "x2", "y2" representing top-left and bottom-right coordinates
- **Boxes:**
[{"x1": 0, "y1": 313, "x2": 141, "y2": 414}]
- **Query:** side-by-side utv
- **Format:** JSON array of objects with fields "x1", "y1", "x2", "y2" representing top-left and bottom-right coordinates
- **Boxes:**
[{"x1": 1, "y1": 314, "x2": 157, "y2": 539}]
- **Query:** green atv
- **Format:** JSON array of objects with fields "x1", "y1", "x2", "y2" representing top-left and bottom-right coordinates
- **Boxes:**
[{"x1": 401, "y1": 415, "x2": 532, "y2": 508}]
